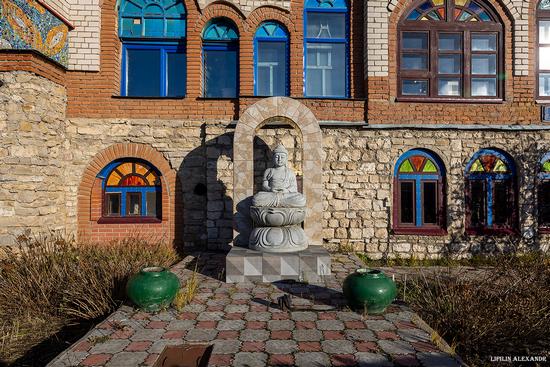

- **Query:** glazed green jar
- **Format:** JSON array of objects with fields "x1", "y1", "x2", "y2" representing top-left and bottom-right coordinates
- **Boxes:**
[
  {"x1": 342, "y1": 268, "x2": 397, "y2": 314},
  {"x1": 126, "y1": 267, "x2": 180, "y2": 312}
]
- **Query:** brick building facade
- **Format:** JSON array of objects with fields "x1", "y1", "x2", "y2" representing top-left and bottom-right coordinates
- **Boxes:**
[{"x1": 1, "y1": 0, "x2": 550, "y2": 258}]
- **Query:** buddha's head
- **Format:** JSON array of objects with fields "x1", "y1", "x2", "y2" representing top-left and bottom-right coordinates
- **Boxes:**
[{"x1": 272, "y1": 144, "x2": 289, "y2": 168}]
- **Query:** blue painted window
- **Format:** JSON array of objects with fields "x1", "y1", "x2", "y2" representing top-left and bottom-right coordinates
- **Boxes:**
[
  {"x1": 119, "y1": 0, "x2": 186, "y2": 97},
  {"x1": 465, "y1": 149, "x2": 516, "y2": 232},
  {"x1": 393, "y1": 149, "x2": 446, "y2": 233},
  {"x1": 254, "y1": 22, "x2": 289, "y2": 96},
  {"x1": 304, "y1": 0, "x2": 348, "y2": 98},
  {"x1": 202, "y1": 19, "x2": 239, "y2": 98},
  {"x1": 98, "y1": 160, "x2": 162, "y2": 219},
  {"x1": 538, "y1": 153, "x2": 550, "y2": 228}
]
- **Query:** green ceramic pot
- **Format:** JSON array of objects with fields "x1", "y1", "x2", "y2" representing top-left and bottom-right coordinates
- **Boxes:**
[
  {"x1": 126, "y1": 266, "x2": 180, "y2": 312},
  {"x1": 342, "y1": 268, "x2": 397, "y2": 314}
]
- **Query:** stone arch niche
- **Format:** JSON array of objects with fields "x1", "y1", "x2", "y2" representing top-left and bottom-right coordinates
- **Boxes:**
[{"x1": 233, "y1": 97, "x2": 323, "y2": 247}]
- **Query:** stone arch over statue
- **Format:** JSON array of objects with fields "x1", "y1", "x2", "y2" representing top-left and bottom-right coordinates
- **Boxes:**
[{"x1": 233, "y1": 97, "x2": 324, "y2": 247}]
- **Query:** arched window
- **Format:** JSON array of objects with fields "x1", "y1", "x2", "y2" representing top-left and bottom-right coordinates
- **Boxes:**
[
  {"x1": 537, "y1": 153, "x2": 550, "y2": 230},
  {"x1": 254, "y1": 21, "x2": 289, "y2": 97},
  {"x1": 398, "y1": 0, "x2": 502, "y2": 100},
  {"x1": 118, "y1": 0, "x2": 186, "y2": 97},
  {"x1": 98, "y1": 159, "x2": 162, "y2": 220},
  {"x1": 393, "y1": 149, "x2": 446, "y2": 234},
  {"x1": 538, "y1": 0, "x2": 550, "y2": 99},
  {"x1": 304, "y1": 0, "x2": 348, "y2": 98},
  {"x1": 465, "y1": 149, "x2": 516, "y2": 234},
  {"x1": 202, "y1": 18, "x2": 239, "y2": 98}
]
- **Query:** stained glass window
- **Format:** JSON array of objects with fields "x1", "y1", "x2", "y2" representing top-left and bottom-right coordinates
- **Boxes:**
[
  {"x1": 399, "y1": 0, "x2": 502, "y2": 100},
  {"x1": 202, "y1": 18, "x2": 239, "y2": 98},
  {"x1": 538, "y1": 153, "x2": 550, "y2": 228},
  {"x1": 394, "y1": 149, "x2": 446, "y2": 233},
  {"x1": 465, "y1": 149, "x2": 516, "y2": 233},
  {"x1": 304, "y1": 0, "x2": 349, "y2": 98},
  {"x1": 99, "y1": 160, "x2": 162, "y2": 219},
  {"x1": 254, "y1": 22, "x2": 289, "y2": 97},
  {"x1": 118, "y1": 0, "x2": 187, "y2": 97}
]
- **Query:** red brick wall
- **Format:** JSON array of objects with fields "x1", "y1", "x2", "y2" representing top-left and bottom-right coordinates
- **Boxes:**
[
  {"x1": 77, "y1": 143, "x2": 178, "y2": 244},
  {"x1": 0, "y1": 51, "x2": 66, "y2": 86},
  {"x1": 366, "y1": 0, "x2": 542, "y2": 125},
  {"x1": 64, "y1": 0, "x2": 366, "y2": 121}
]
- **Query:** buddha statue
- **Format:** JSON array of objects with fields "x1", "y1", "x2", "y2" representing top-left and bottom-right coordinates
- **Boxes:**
[
  {"x1": 249, "y1": 144, "x2": 308, "y2": 253},
  {"x1": 252, "y1": 144, "x2": 306, "y2": 208}
]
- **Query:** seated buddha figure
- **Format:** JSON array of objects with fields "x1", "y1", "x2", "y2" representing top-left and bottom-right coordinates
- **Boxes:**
[{"x1": 252, "y1": 144, "x2": 306, "y2": 208}]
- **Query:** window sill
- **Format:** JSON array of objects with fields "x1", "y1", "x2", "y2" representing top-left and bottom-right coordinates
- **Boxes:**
[
  {"x1": 536, "y1": 99, "x2": 550, "y2": 105},
  {"x1": 196, "y1": 97, "x2": 239, "y2": 101},
  {"x1": 112, "y1": 95, "x2": 185, "y2": 100},
  {"x1": 396, "y1": 97, "x2": 504, "y2": 104},
  {"x1": 392, "y1": 227, "x2": 447, "y2": 236},
  {"x1": 466, "y1": 227, "x2": 518, "y2": 236},
  {"x1": 97, "y1": 217, "x2": 162, "y2": 224}
]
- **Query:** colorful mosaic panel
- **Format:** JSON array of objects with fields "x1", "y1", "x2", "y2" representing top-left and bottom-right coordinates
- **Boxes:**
[
  {"x1": 542, "y1": 160, "x2": 550, "y2": 173},
  {"x1": 468, "y1": 154, "x2": 508, "y2": 173},
  {"x1": 398, "y1": 155, "x2": 439, "y2": 173},
  {"x1": 541, "y1": 0, "x2": 550, "y2": 10},
  {"x1": 106, "y1": 162, "x2": 160, "y2": 187},
  {"x1": 0, "y1": 0, "x2": 69, "y2": 66},
  {"x1": 406, "y1": 0, "x2": 493, "y2": 22}
]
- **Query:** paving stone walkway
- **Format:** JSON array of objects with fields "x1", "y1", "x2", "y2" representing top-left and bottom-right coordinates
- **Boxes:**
[{"x1": 48, "y1": 252, "x2": 463, "y2": 367}]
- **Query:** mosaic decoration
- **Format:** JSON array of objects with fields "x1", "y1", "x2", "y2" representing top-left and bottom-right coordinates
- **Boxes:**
[
  {"x1": 0, "y1": 0, "x2": 69, "y2": 66},
  {"x1": 542, "y1": 159, "x2": 550, "y2": 173},
  {"x1": 398, "y1": 155, "x2": 439, "y2": 173},
  {"x1": 540, "y1": 0, "x2": 550, "y2": 10},
  {"x1": 106, "y1": 162, "x2": 160, "y2": 187},
  {"x1": 468, "y1": 154, "x2": 508, "y2": 173},
  {"x1": 406, "y1": 0, "x2": 493, "y2": 22}
]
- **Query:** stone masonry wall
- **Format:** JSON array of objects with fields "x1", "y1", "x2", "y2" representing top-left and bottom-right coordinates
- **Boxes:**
[{"x1": 0, "y1": 71, "x2": 67, "y2": 245}]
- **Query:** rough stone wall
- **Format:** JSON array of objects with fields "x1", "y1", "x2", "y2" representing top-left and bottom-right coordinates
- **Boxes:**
[
  {"x1": 322, "y1": 127, "x2": 550, "y2": 259},
  {"x1": 0, "y1": 71, "x2": 67, "y2": 245}
]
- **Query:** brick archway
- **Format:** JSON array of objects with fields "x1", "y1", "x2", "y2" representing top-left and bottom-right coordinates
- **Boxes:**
[
  {"x1": 77, "y1": 143, "x2": 177, "y2": 244},
  {"x1": 233, "y1": 97, "x2": 324, "y2": 246}
]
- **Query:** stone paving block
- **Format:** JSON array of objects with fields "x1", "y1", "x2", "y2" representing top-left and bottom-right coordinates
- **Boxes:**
[
  {"x1": 184, "y1": 329, "x2": 218, "y2": 341},
  {"x1": 244, "y1": 311, "x2": 272, "y2": 321},
  {"x1": 148, "y1": 339, "x2": 184, "y2": 354},
  {"x1": 166, "y1": 319, "x2": 196, "y2": 330},
  {"x1": 267, "y1": 319, "x2": 295, "y2": 330},
  {"x1": 378, "y1": 340, "x2": 416, "y2": 355},
  {"x1": 417, "y1": 352, "x2": 461, "y2": 367},
  {"x1": 393, "y1": 354, "x2": 421, "y2": 366},
  {"x1": 181, "y1": 304, "x2": 206, "y2": 313},
  {"x1": 212, "y1": 339, "x2": 241, "y2": 354},
  {"x1": 355, "y1": 352, "x2": 393, "y2": 367},
  {"x1": 385, "y1": 310, "x2": 415, "y2": 323},
  {"x1": 196, "y1": 311, "x2": 224, "y2": 321},
  {"x1": 366, "y1": 319, "x2": 396, "y2": 331},
  {"x1": 295, "y1": 352, "x2": 331, "y2": 367},
  {"x1": 331, "y1": 354, "x2": 357, "y2": 366},
  {"x1": 290, "y1": 311, "x2": 318, "y2": 321},
  {"x1": 88, "y1": 340, "x2": 129, "y2": 354},
  {"x1": 217, "y1": 320, "x2": 246, "y2": 331},
  {"x1": 336, "y1": 311, "x2": 364, "y2": 321},
  {"x1": 397, "y1": 328, "x2": 431, "y2": 343},
  {"x1": 80, "y1": 353, "x2": 112, "y2": 366},
  {"x1": 233, "y1": 352, "x2": 268, "y2": 367},
  {"x1": 321, "y1": 340, "x2": 356, "y2": 354},
  {"x1": 293, "y1": 329, "x2": 323, "y2": 341},
  {"x1": 48, "y1": 351, "x2": 88, "y2": 367},
  {"x1": 316, "y1": 319, "x2": 345, "y2": 330},
  {"x1": 344, "y1": 329, "x2": 377, "y2": 341},
  {"x1": 265, "y1": 340, "x2": 298, "y2": 354},
  {"x1": 239, "y1": 329, "x2": 270, "y2": 341},
  {"x1": 224, "y1": 304, "x2": 249, "y2": 313},
  {"x1": 105, "y1": 351, "x2": 148, "y2": 366},
  {"x1": 131, "y1": 329, "x2": 165, "y2": 342}
]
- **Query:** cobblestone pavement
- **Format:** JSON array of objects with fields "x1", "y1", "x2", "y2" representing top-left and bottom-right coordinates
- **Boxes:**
[{"x1": 49, "y1": 253, "x2": 463, "y2": 367}]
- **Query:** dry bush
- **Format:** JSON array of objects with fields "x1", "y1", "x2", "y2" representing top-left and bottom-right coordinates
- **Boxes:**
[
  {"x1": 403, "y1": 253, "x2": 550, "y2": 366},
  {"x1": 0, "y1": 232, "x2": 179, "y2": 365}
]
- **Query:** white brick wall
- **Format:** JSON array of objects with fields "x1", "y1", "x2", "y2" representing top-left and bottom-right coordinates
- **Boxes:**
[
  {"x1": 367, "y1": 0, "x2": 531, "y2": 77},
  {"x1": 43, "y1": 0, "x2": 72, "y2": 21},
  {"x1": 67, "y1": 0, "x2": 101, "y2": 71}
]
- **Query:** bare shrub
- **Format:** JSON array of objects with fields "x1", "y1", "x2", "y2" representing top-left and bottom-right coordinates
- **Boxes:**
[{"x1": 0, "y1": 231, "x2": 179, "y2": 364}]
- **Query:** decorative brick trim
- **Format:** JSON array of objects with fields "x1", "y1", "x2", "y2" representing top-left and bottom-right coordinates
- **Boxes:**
[
  {"x1": 0, "y1": 50, "x2": 67, "y2": 86},
  {"x1": 77, "y1": 143, "x2": 177, "y2": 244},
  {"x1": 233, "y1": 97, "x2": 324, "y2": 246}
]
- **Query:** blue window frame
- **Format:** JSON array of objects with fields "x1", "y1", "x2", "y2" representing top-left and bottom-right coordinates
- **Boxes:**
[
  {"x1": 537, "y1": 152, "x2": 550, "y2": 229},
  {"x1": 202, "y1": 18, "x2": 239, "y2": 98},
  {"x1": 254, "y1": 21, "x2": 289, "y2": 96},
  {"x1": 98, "y1": 159, "x2": 162, "y2": 219},
  {"x1": 465, "y1": 148, "x2": 516, "y2": 233},
  {"x1": 118, "y1": 0, "x2": 186, "y2": 97},
  {"x1": 393, "y1": 149, "x2": 446, "y2": 234},
  {"x1": 304, "y1": 0, "x2": 349, "y2": 98}
]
